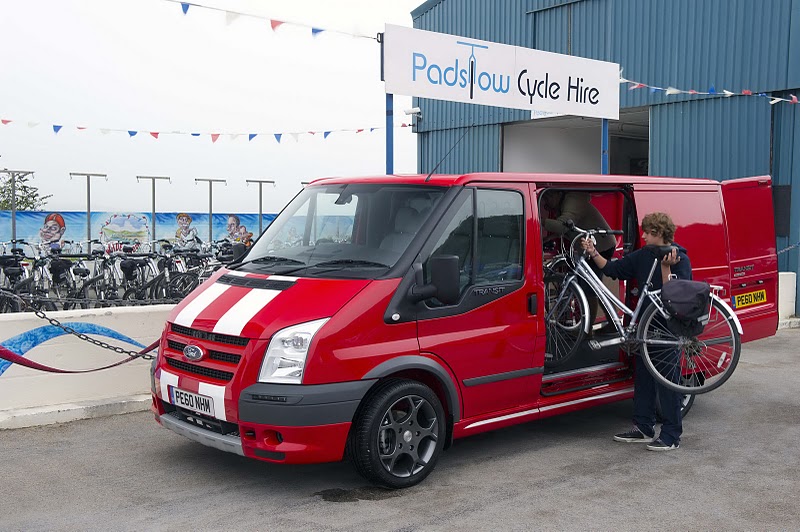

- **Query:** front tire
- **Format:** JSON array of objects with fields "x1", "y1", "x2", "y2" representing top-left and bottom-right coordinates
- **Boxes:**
[
  {"x1": 544, "y1": 279, "x2": 589, "y2": 368},
  {"x1": 349, "y1": 379, "x2": 446, "y2": 489}
]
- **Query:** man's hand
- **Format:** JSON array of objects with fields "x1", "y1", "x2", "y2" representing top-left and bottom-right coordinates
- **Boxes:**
[
  {"x1": 662, "y1": 247, "x2": 680, "y2": 266},
  {"x1": 580, "y1": 237, "x2": 596, "y2": 255}
]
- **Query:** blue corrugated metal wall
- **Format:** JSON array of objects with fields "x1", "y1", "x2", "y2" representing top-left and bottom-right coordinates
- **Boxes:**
[
  {"x1": 413, "y1": 0, "x2": 800, "y2": 175},
  {"x1": 649, "y1": 97, "x2": 771, "y2": 180},
  {"x1": 417, "y1": 124, "x2": 502, "y2": 174}
]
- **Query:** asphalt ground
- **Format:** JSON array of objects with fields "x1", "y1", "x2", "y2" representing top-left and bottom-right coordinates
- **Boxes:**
[{"x1": 2, "y1": 329, "x2": 799, "y2": 531}]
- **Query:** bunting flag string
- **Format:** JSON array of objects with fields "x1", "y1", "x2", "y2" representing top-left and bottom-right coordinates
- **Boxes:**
[
  {"x1": 0, "y1": 116, "x2": 412, "y2": 143},
  {"x1": 168, "y1": 0, "x2": 376, "y2": 40},
  {"x1": 620, "y1": 71, "x2": 799, "y2": 107}
]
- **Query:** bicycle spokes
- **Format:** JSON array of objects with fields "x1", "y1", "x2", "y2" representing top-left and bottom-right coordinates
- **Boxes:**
[{"x1": 640, "y1": 299, "x2": 740, "y2": 394}]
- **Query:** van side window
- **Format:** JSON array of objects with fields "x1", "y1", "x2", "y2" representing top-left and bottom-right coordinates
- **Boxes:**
[
  {"x1": 425, "y1": 189, "x2": 474, "y2": 296},
  {"x1": 475, "y1": 189, "x2": 524, "y2": 284},
  {"x1": 424, "y1": 188, "x2": 524, "y2": 305}
]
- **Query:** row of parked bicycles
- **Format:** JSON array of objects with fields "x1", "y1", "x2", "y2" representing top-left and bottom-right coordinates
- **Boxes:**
[{"x1": 0, "y1": 238, "x2": 235, "y2": 313}]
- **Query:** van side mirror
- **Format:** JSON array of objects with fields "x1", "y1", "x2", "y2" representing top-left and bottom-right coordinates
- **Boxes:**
[
  {"x1": 409, "y1": 256, "x2": 460, "y2": 305},
  {"x1": 232, "y1": 243, "x2": 247, "y2": 263}
]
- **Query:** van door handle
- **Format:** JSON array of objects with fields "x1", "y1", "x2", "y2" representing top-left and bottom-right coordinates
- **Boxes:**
[{"x1": 528, "y1": 294, "x2": 538, "y2": 315}]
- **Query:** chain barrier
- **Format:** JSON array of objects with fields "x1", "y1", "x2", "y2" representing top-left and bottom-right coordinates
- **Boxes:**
[{"x1": 0, "y1": 288, "x2": 162, "y2": 363}]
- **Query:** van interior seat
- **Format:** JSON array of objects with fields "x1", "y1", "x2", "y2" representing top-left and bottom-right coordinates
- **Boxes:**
[
  {"x1": 477, "y1": 216, "x2": 521, "y2": 271},
  {"x1": 408, "y1": 195, "x2": 433, "y2": 217},
  {"x1": 379, "y1": 207, "x2": 422, "y2": 252}
]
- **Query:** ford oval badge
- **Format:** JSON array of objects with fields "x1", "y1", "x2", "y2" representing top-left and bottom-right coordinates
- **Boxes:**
[{"x1": 183, "y1": 344, "x2": 205, "y2": 361}]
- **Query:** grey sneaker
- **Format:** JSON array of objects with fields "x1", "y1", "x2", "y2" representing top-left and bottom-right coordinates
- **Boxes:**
[
  {"x1": 646, "y1": 438, "x2": 680, "y2": 451},
  {"x1": 613, "y1": 427, "x2": 655, "y2": 443}
]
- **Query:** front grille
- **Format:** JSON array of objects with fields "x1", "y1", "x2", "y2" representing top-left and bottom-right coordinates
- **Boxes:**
[
  {"x1": 167, "y1": 340, "x2": 241, "y2": 364},
  {"x1": 217, "y1": 274, "x2": 295, "y2": 291},
  {"x1": 171, "y1": 323, "x2": 249, "y2": 347},
  {"x1": 166, "y1": 358, "x2": 234, "y2": 382}
]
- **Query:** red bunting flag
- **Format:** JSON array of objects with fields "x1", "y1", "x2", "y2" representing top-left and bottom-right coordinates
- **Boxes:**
[
  {"x1": 742, "y1": 90, "x2": 753, "y2": 95},
  {"x1": 308, "y1": 131, "x2": 315, "y2": 135},
  {"x1": 211, "y1": 133, "x2": 220, "y2": 143},
  {"x1": 150, "y1": 132, "x2": 159, "y2": 139},
  {"x1": 1, "y1": 119, "x2": 11, "y2": 125},
  {"x1": 628, "y1": 83, "x2": 645, "y2": 90},
  {"x1": 401, "y1": 123, "x2": 408, "y2": 127},
  {"x1": 688, "y1": 89, "x2": 698, "y2": 94},
  {"x1": 791, "y1": 94, "x2": 798, "y2": 104},
  {"x1": 270, "y1": 20, "x2": 284, "y2": 31},
  {"x1": 356, "y1": 129, "x2": 364, "y2": 133}
]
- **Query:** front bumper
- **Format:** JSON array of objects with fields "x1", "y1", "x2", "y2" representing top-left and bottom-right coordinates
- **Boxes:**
[{"x1": 152, "y1": 379, "x2": 376, "y2": 464}]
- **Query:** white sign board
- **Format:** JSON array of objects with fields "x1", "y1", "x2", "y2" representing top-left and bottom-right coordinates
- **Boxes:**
[{"x1": 384, "y1": 24, "x2": 620, "y2": 120}]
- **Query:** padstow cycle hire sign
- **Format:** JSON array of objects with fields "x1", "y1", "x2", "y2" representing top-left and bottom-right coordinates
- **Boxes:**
[{"x1": 383, "y1": 24, "x2": 620, "y2": 120}]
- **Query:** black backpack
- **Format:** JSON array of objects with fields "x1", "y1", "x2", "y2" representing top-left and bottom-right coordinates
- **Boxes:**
[{"x1": 661, "y1": 279, "x2": 711, "y2": 337}]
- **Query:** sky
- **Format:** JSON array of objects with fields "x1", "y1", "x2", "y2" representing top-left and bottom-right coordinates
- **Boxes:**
[{"x1": 0, "y1": 0, "x2": 422, "y2": 215}]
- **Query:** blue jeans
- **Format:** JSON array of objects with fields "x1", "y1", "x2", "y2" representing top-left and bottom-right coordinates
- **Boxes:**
[{"x1": 633, "y1": 355, "x2": 682, "y2": 445}]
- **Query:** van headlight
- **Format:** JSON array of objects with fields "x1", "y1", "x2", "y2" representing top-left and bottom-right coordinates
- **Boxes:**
[{"x1": 258, "y1": 318, "x2": 329, "y2": 384}]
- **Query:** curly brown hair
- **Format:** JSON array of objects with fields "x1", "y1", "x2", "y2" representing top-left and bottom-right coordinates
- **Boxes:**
[{"x1": 641, "y1": 212, "x2": 676, "y2": 243}]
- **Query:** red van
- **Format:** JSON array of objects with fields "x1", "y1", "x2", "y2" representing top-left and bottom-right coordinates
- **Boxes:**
[{"x1": 151, "y1": 173, "x2": 777, "y2": 488}]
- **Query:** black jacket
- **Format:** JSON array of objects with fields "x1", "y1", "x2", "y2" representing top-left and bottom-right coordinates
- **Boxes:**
[{"x1": 600, "y1": 243, "x2": 691, "y2": 290}]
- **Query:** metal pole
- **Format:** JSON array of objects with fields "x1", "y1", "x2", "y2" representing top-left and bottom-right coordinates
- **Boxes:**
[
  {"x1": 137, "y1": 176, "x2": 170, "y2": 241},
  {"x1": 69, "y1": 172, "x2": 107, "y2": 243},
  {"x1": 378, "y1": 32, "x2": 393, "y2": 175},
  {"x1": 87, "y1": 176, "x2": 91, "y2": 242},
  {"x1": 601, "y1": 119, "x2": 609, "y2": 175},
  {"x1": 195, "y1": 178, "x2": 226, "y2": 242},
  {"x1": 387, "y1": 94, "x2": 394, "y2": 174},
  {"x1": 10, "y1": 172, "x2": 16, "y2": 242},
  {"x1": 246, "y1": 179, "x2": 275, "y2": 234}
]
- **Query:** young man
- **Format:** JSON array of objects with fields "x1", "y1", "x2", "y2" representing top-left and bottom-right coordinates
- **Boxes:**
[{"x1": 581, "y1": 212, "x2": 691, "y2": 451}]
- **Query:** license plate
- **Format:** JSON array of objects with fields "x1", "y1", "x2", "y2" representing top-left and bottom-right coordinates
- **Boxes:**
[
  {"x1": 169, "y1": 386, "x2": 214, "y2": 416},
  {"x1": 732, "y1": 289, "x2": 767, "y2": 309}
]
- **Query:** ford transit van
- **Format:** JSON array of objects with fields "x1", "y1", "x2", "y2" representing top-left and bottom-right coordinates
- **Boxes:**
[{"x1": 151, "y1": 173, "x2": 778, "y2": 488}]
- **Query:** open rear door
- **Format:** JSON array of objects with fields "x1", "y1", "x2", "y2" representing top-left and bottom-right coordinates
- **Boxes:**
[{"x1": 721, "y1": 175, "x2": 779, "y2": 341}]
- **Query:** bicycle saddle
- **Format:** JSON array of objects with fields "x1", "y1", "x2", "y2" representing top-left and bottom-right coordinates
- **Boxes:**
[
  {"x1": 643, "y1": 244, "x2": 677, "y2": 259},
  {"x1": 72, "y1": 267, "x2": 91, "y2": 277}
]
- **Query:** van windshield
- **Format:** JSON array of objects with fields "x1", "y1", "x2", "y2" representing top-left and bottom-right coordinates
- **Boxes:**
[{"x1": 241, "y1": 183, "x2": 446, "y2": 278}]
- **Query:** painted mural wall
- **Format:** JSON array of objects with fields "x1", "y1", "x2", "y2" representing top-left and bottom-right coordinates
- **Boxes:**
[{"x1": 0, "y1": 211, "x2": 277, "y2": 251}]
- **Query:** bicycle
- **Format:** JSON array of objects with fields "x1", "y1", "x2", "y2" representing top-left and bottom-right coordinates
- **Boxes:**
[{"x1": 543, "y1": 223, "x2": 742, "y2": 395}]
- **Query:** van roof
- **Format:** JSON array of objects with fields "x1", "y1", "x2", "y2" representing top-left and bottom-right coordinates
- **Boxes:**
[{"x1": 309, "y1": 173, "x2": 723, "y2": 187}]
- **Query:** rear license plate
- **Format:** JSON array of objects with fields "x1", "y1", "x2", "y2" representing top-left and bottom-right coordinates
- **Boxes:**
[
  {"x1": 732, "y1": 289, "x2": 766, "y2": 309},
  {"x1": 169, "y1": 386, "x2": 214, "y2": 416}
]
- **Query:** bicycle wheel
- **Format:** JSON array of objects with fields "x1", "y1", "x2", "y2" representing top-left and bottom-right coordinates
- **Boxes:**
[
  {"x1": 166, "y1": 272, "x2": 199, "y2": 299},
  {"x1": 545, "y1": 279, "x2": 589, "y2": 368},
  {"x1": 638, "y1": 298, "x2": 741, "y2": 394},
  {"x1": 0, "y1": 292, "x2": 21, "y2": 313},
  {"x1": 122, "y1": 287, "x2": 147, "y2": 301}
]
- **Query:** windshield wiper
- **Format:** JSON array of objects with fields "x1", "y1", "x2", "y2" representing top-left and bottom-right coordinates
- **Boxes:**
[
  {"x1": 250, "y1": 256, "x2": 305, "y2": 265},
  {"x1": 310, "y1": 259, "x2": 390, "y2": 269}
]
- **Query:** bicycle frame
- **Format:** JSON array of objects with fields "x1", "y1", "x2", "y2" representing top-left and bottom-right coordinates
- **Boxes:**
[{"x1": 548, "y1": 231, "x2": 669, "y2": 347}]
